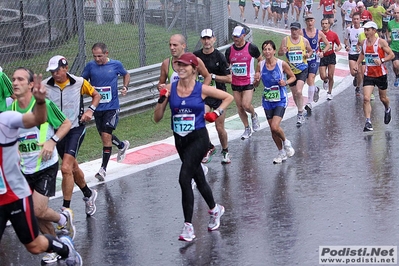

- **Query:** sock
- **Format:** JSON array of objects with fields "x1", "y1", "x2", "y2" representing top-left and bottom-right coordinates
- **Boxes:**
[
  {"x1": 386, "y1": 107, "x2": 391, "y2": 113},
  {"x1": 366, "y1": 118, "x2": 371, "y2": 123},
  {"x1": 112, "y1": 135, "x2": 122, "y2": 148},
  {"x1": 57, "y1": 213, "x2": 67, "y2": 226},
  {"x1": 101, "y1": 146, "x2": 112, "y2": 170},
  {"x1": 222, "y1": 148, "x2": 228, "y2": 153},
  {"x1": 81, "y1": 185, "x2": 92, "y2": 198},
  {"x1": 44, "y1": 234, "x2": 69, "y2": 258},
  {"x1": 62, "y1": 200, "x2": 71, "y2": 209},
  {"x1": 308, "y1": 85, "x2": 315, "y2": 102},
  {"x1": 283, "y1": 139, "x2": 290, "y2": 146}
]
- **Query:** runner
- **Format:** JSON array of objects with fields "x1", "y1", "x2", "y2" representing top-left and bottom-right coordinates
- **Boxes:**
[
  {"x1": 344, "y1": 12, "x2": 364, "y2": 95},
  {"x1": 82, "y1": 42, "x2": 131, "y2": 181},
  {"x1": 351, "y1": 1, "x2": 373, "y2": 25},
  {"x1": 0, "y1": 73, "x2": 82, "y2": 265},
  {"x1": 253, "y1": 0, "x2": 261, "y2": 23},
  {"x1": 261, "y1": 0, "x2": 273, "y2": 25},
  {"x1": 10, "y1": 67, "x2": 75, "y2": 264},
  {"x1": 225, "y1": 26, "x2": 262, "y2": 139},
  {"x1": 293, "y1": 0, "x2": 303, "y2": 22},
  {"x1": 342, "y1": 0, "x2": 357, "y2": 28},
  {"x1": 158, "y1": 34, "x2": 211, "y2": 91},
  {"x1": 194, "y1": 29, "x2": 232, "y2": 164},
  {"x1": 304, "y1": 0, "x2": 314, "y2": 18},
  {"x1": 239, "y1": 0, "x2": 247, "y2": 22},
  {"x1": 387, "y1": 7, "x2": 399, "y2": 87},
  {"x1": 354, "y1": 21, "x2": 394, "y2": 132},
  {"x1": 319, "y1": 18, "x2": 342, "y2": 100},
  {"x1": 278, "y1": 22, "x2": 313, "y2": 126},
  {"x1": 367, "y1": 0, "x2": 387, "y2": 37},
  {"x1": 254, "y1": 40, "x2": 296, "y2": 164},
  {"x1": 153, "y1": 53, "x2": 233, "y2": 242},
  {"x1": 301, "y1": 14, "x2": 330, "y2": 114},
  {"x1": 318, "y1": 0, "x2": 337, "y2": 26},
  {"x1": 43, "y1": 55, "x2": 100, "y2": 216}
]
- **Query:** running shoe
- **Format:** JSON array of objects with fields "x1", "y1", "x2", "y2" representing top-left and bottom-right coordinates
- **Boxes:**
[
  {"x1": 201, "y1": 146, "x2": 216, "y2": 164},
  {"x1": 117, "y1": 140, "x2": 130, "y2": 163},
  {"x1": 201, "y1": 163, "x2": 208, "y2": 176},
  {"x1": 273, "y1": 151, "x2": 288, "y2": 164},
  {"x1": 221, "y1": 151, "x2": 231, "y2": 164},
  {"x1": 384, "y1": 108, "x2": 391, "y2": 124},
  {"x1": 57, "y1": 208, "x2": 75, "y2": 240},
  {"x1": 95, "y1": 167, "x2": 106, "y2": 181},
  {"x1": 305, "y1": 103, "x2": 312, "y2": 115},
  {"x1": 363, "y1": 121, "x2": 373, "y2": 132},
  {"x1": 6, "y1": 220, "x2": 11, "y2": 227},
  {"x1": 83, "y1": 189, "x2": 98, "y2": 216},
  {"x1": 394, "y1": 77, "x2": 399, "y2": 87},
  {"x1": 370, "y1": 93, "x2": 375, "y2": 101},
  {"x1": 179, "y1": 222, "x2": 196, "y2": 242},
  {"x1": 284, "y1": 139, "x2": 295, "y2": 157},
  {"x1": 327, "y1": 93, "x2": 333, "y2": 101},
  {"x1": 208, "y1": 204, "x2": 225, "y2": 231},
  {"x1": 254, "y1": 17, "x2": 258, "y2": 23},
  {"x1": 241, "y1": 126, "x2": 252, "y2": 140},
  {"x1": 252, "y1": 112, "x2": 260, "y2": 132},
  {"x1": 42, "y1": 252, "x2": 61, "y2": 264},
  {"x1": 296, "y1": 114, "x2": 304, "y2": 127},
  {"x1": 313, "y1": 87, "x2": 320, "y2": 102},
  {"x1": 322, "y1": 80, "x2": 329, "y2": 90},
  {"x1": 355, "y1": 87, "x2": 360, "y2": 96},
  {"x1": 59, "y1": 235, "x2": 83, "y2": 266}
]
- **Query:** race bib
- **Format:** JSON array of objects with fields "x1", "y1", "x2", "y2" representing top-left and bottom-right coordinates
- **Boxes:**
[
  {"x1": 364, "y1": 53, "x2": 379, "y2": 66},
  {"x1": 95, "y1": 86, "x2": 112, "y2": 103},
  {"x1": 231, "y1": 63, "x2": 248, "y2": 76},
  {"x1": 346, "y1": 9, "x2": 351, "y2": 15},
  {"x1": 308, "y1": 49, "x2": 316, "y2": 61},
  {"x1": 288, "y1": 51, "x2": 303, "y2": 64},
  {"x1": 383, "y1": 15, "x2": 391, "y2": 22},
  {"x1": 320, "y1": 41, "x2": 333, "y2": 52},
  {"x1": 305, "y1": 0, "x2": 312, "y2": 5},
  {"x1": 0, "y1": 166, "x2": 6, "y2": 195},
  {"x1": 18, "y1": 133, "x2": 40, "y2": 155},
  {"x1": 173, "y1": 114, "x2": 195, "y2": 133},
  {"x1": 325, "y1": 4, "x2": 333, "y2": 11},
  {"x1": 351, "y1": 44, "x2": 358, "y2": 53},
  {"x1": 264, "y1": 85, "x2": 281, "y2": 102},
  {"x1": 392, "y1": 29, "x2": 399, "y2": 41}
]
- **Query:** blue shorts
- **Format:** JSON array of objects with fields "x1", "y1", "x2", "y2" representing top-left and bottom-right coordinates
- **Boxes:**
[{"x1": 307, "y1": 60, "x2": 320, "y2": 75}]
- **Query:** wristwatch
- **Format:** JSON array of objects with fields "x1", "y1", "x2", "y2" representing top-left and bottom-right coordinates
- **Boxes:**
[
  {"x1": 211, "y1": 74, "x2": 216, "y2": 80},
  {"x1": 381, "y1": 58, "x2": 385, "y2": 63},
  {"x1": 51, "y1": 135, "x2": 60, "y2": 143},
  {"x1": 217, "y1": 108, "x2": 224, "y2": 115}
]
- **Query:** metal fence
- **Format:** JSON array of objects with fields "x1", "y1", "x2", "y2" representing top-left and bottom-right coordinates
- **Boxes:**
[{"x1": 0, "y1": 0, "x2": 228, "y2": 77}]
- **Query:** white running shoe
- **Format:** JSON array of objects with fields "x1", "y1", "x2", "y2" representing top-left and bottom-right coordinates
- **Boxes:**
[
  {"x1": 42, "y1": 252, "x2": 61, "y2": 264},
  {"x1": 83, "y1": 189, "x2": 98, "y2": 216},
  {"x1": 179, "y1": 222, "x2": 196, "y2": 242},
  {"x1": 241, "y1": 127, "x2": 252, "y2": 140},
  {"x1": 117, "y1": 140, "x2": 130, "y2": 163},
  {"x1": 208, "y1": 204, "x2": 225, "y2": 231},
  {"x1": 273, "y1": 151, "x2": 287, "y2": 164},
  {"x1": 284, "y1": 140, "x2": 295, "y2": 157},
  {"x1": 95, "y1": 167, "x2": 106, "y2": 181}
]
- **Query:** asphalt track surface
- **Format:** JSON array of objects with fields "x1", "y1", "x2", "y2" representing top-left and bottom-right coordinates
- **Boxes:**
[{"x1": 1, "y1": 5, "x2": 399, "y2": 266}]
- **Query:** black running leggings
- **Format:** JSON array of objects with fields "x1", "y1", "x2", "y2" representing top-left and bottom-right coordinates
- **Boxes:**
[{"x1": 174, "y1": 127, "x2": 216, "y2": 223}]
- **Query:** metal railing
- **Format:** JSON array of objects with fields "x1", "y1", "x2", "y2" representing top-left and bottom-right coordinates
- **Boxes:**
[{"x1": 83, "y1": 20, "x2": 251, "y2": 119}]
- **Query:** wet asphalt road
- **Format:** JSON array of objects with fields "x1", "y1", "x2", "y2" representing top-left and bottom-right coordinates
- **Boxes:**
[
  {"x1": 2, "y1": 75, "x2": 399, "y2": 265},
  {"x1": 2, "y1": 5, "x2": 399, "y2": 266}
]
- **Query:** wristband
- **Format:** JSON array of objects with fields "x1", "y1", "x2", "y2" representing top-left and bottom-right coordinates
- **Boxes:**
[
  {"x1": 36, "y1": 100, "x2": 46, "y2": 105},
  {"x1": 88, "y1": 105, "x2": 96, "y2": 112},
  {"x1": 51, "y1": 135, "x2": 59, "y2": 143},
  {"x1": 123, "y1": 86, "x2": 129, "y2": 91},
  {"x1": 217, "y1": 108, "x2": 224, "y2": 115}
]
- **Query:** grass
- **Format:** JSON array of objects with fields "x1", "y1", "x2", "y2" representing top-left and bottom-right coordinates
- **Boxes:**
[{"x1": 77, "y1": 28, "x2": 286, "y2": 163}]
